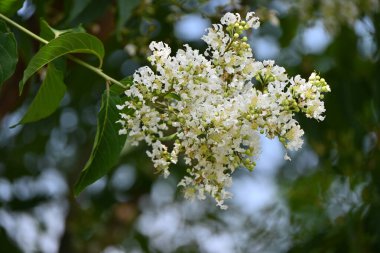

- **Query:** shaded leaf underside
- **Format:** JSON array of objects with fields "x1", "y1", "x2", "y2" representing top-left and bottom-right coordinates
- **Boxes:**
[
  {"x1": 74, "y1": 87, "x2": 127, "y2": 195},
  {"x1": 17, "y1": 63, "x2": 66, "y2": 125}
]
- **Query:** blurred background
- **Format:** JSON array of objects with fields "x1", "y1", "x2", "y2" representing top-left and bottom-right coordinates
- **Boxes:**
[{"x1": 0, "y1": 0, "x2": 379, "y2": 252}]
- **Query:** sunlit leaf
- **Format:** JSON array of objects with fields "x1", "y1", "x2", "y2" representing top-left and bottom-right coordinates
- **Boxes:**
[
  {"x1": 74, "y1": 86, "x2": 127, "y2": 195},
  {"x1": 0, "y1": 21, "x2": 18, "y2": 87},
  {"x1": 20, "y1": 32, "x2": 104, "y2": 94},
  {"x1": 16, "y1": 63, "x2": 66, "y2": 125},
  {"x1": 0, "y1": 0, "x2": 23, "y2": 16}
]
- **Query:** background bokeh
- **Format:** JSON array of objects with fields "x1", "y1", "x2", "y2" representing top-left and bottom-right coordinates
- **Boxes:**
[{"x1": 0, "y1": 0, "x2": 379, "y2": 252}]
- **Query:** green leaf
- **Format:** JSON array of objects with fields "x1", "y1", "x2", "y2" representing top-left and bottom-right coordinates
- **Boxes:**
[
  {"x1": 111, "y1": 76, "x2": 132, "y2": 95},
  {"x1": 279, "y1": 15, "x2": 299, "y2": 48},
  {"x1": 74, "y1": 87, "x2": 127, "y2": 195},
  {"x1": 63, "y1": 0, "x2": 109, "y2": 26},
  {"x1": 164, "y1": 92, "x2": 181, "y2": 101},
  {"x1": 0, "y1": 0, "x2": 24, "y2": 16},
  {"x1": 0, "y1": 21, "x2": 18, "y2": 87},
  {"x1": 16, "y1": 63, "x2": 66, "y2": 125},
  {"x1": 20, "y1": 32, "x2": 104, "y2": 94},
  {"x1": 66, "y1": 0, "x2": 92, "y2": 24},
  {"x1": 116, "y1": 0, "x2": 140, "y2": 33},
  {"x1": 39, "y1": 19, "x2": 85, "y2": 41}
]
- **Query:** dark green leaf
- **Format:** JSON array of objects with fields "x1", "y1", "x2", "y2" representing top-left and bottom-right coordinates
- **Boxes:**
[
  {"x1": 20, "y1": 32, "x2": 104, "y2": 94},
  {"x1": 0, "y1": 20, "x2": 9, "y2": 31},
  {"x1": 117, "y1": 0, "x2": 140, "y2": 33},
  {"x1": 0, "y1": 21, "x2": 18, "y2": 87},
  {"x1": 110, "y1": 76, "x2": 132, "y2": 95},
  {"x1": 0, "y1": 0, "x2": 24, "y2": 16},
  {"x1": 16, "y1": 63, "x2": 66, "y2": 125},
  {"x1": 74, "y1": 87, "x2": 127, "y2": 195},
  {"x1": 279, "y1": 15, "x2": 299, "y2": 47},
  {"x1": 39, "y1": 19, "x2": 85, "y2": 41},
  {"x1": 63, "y1": 0, "x2": 109, "y2": 26},
  {"x1": 66, "y1": 0, "x2": 92, "y2": 24},
  {"x1": 0, "y1": 227, "x2": 22, "y2": 253}
]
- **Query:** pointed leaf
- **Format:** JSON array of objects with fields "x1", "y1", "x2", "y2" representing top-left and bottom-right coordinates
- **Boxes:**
[
  {"x1": 17, "y1": 63, "x2": 66, "y2": 125},
  {"x1": 39, "y1": 19, "x2": 56, "y2": 41},
  {"x1": 74, "y1": 87, "x2": 127, "y2": 195},
  {"x1": 20, "y1": 32, "x2": 104, "y2": 94},
  {"x1": 39, "y1": 19, "x2": 85, "y2": 41},
  {"x1": 0, "y1": 21, "x2": 18, "y2": 87}
]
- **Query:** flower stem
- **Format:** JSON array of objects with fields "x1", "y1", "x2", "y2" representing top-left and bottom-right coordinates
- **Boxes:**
[
  {"x1": 0, "y1": 12, "x2": 127, "y2": 89},
  {"x1": 158, "y1": 133, "x2": 178, "y2": 142}
]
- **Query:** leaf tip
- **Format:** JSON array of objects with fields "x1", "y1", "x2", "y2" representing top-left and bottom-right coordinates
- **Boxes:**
[
  {"x1": 73, "y1": 185, "x2": 83, "y2": 197},
  {"x1": 73, "y1": 170, "x2": 89, "y2": 196},
  {"x1": 18, "y1": 80, "x2": 24, "y2": 95}
]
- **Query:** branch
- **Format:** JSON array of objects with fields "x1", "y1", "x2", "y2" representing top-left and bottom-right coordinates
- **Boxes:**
[{"x1": 0, "y1": 13, "x2": 127, "y2": 89}]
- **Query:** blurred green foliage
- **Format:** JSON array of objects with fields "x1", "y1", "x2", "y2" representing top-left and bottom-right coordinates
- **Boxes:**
[{"x1": 0, "y1": 0, "x2": 379, "y2": 252}]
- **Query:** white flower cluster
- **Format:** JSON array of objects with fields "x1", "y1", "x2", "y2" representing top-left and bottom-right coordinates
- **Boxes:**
[{"x1": 117, "y1": 12, "x2": 330, "y2": 209}]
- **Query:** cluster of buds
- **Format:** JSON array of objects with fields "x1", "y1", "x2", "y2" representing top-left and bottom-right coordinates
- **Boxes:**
[{"x1": 117, "y1": 12, "x2": 330, "y2": 209}]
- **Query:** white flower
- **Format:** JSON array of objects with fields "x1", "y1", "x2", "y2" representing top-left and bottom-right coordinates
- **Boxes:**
[
  {"x1": 246, "y1": 12, "x2": 260, "y2": 29},
  {"x1": 220, "y1": 12, "x2": 240, "y2": 25},
  {"x1": 117, "y1": 12, "x2": 330, "y2": 209}
]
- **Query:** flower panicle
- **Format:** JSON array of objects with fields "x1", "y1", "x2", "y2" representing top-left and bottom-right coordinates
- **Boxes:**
[{"x1": 117, "y1": 12, "x2": 330, "y2": 209}]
